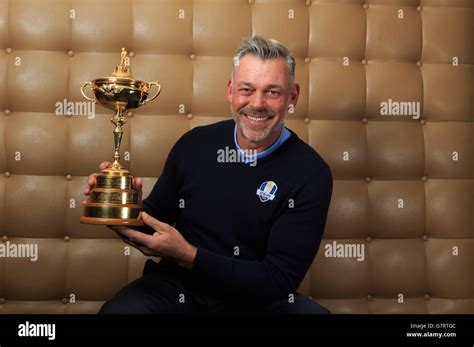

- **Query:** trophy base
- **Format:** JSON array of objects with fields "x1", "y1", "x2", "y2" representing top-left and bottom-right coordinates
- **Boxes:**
[
  {"x1": 81, "y1": 167, "x2": 143, "y2": 227},
  {"x1": 80, "y1": 216, "x2": 143, "y2": 226}
]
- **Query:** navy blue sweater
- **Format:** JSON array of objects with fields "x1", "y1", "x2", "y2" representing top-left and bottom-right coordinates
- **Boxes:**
[{"x1": 141, "y1": 119, "x2": 332, "y2": 301}]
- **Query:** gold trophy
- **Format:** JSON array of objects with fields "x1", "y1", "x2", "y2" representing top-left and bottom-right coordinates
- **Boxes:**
[{"x1": 80, "y1": 48, "x2": 161, "y2": 226}]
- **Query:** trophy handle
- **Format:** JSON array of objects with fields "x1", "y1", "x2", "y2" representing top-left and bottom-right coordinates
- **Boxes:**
[
  {"x1": 141, "y1": 81, "x2": 161, "y2": 105},
  {"x1": 81, "y1": 81, "x2": 96, "y2": 103}
]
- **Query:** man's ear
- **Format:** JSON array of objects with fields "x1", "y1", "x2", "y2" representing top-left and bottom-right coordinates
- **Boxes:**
[
  {"x1": 290, "y1": 83, "x2": 300, "y2": 108},
  {"x1": 227, "y1": 79, "x2": 233, "y2": 103}
]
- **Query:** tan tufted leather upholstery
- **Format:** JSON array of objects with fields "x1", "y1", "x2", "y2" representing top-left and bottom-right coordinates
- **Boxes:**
[{"x1": 0, "y1": 0, "x2": 472, "y2": 314}]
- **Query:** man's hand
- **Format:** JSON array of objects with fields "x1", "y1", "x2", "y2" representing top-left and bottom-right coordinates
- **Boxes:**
[
  {"x1": 82, "y1": 161, "x2": 143, "y2": 204},
  {"x1": 110, "y1": 212, "x2": 197, "y2": 270}
]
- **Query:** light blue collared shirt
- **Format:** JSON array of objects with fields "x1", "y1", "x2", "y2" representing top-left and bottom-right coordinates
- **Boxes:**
[{"x1": 234, "y1": 124, "x2": 292, "y2": 164}]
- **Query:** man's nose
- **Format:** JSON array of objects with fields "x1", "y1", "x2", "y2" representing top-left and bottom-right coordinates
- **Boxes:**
[{"x1": 250, "y1": 90, "x2": 266, "y2": 109}]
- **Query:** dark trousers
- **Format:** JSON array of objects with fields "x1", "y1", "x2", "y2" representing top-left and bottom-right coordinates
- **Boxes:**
[{"x1": 99, "y1": 260, "x2": 330, "y2": 315}]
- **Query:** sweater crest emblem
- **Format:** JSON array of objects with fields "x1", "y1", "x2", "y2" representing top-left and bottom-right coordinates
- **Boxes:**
[{"x1": 256, "y1": 181, "x2": 278, "y2": 202}]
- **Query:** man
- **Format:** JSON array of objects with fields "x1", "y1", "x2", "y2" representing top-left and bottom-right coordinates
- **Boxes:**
[{"x1": 85, "y1": 36, "x2": 333, "y2": 314}]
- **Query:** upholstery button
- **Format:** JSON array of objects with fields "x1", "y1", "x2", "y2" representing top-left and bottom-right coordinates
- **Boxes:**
[
  {"x1": 424, "y1": 294, "x2": 430, "y2": 300},
  {"x1": 366, "y1": 295, "x2": 372, "y2": 301},
  {"x1": 3, "y1": 109, "x2": 11, "y2": 116},
  {"x1": 417, "y1": 6, "x2": 423, "y2": 12},
  {"x1": 5, "y1": 48, "x2": 12, "y2": 54},
  {"x1": 3, "y1": 172, "x2": 10, "y2": 178},
  {"x1": 2, "y1": 236, "x2": 8, "y2": 242},
  {"x1": 362, "y1": 118, "x2": 368, "y2": 124},
  {"x1": 363, "y1": 3, "x2": 369, "y2": 9},
  {"x1": 365, "y1": 177, "x2": 371, "y2": 183},
  {"x1": 64, "y1": 236, "x2": 70, "y2": 242},
  {"x1": 62, "y1": 297, "x2": 68, "y2": 304},
  {"x1": 0, "y1": 298, "x2": 6, "y2": 305},
  {"x1": 422, "y1": 176, "x2": 428, "y2": 182},
  {"x1": 416, "y1": 61, "x2": 422, "y2": 67},
  {"x1": 129, "y1": 51, "x2": 135, "y2": 58},
  {"x1": 365, "y1": 236, "x2": 371, "y2": 242},
  {"x1": 422, "y1": 235, "x2": 428, "y2": 241},
  {"x1": 127, "y1": 111, "x2": 134, "y2": 118},
  {"x1": 190, "y1": 54, "x2": 196, "y2": 60},
  {"x1": 420, "y1": 119, "x2": 426, "y2": 125},
  {"x1": 187, "y1": 113, "x2": 194, "y2": 120},
  {"x1": 306, "y1": 0, "x2": 311, "y2": 5},
  {"x1": 66, "y1": 174, "x2": 72, "y2": 181},
  {"x1": 304, "y1": 117, "x2": 311, "y2": 124},
  {"x1": 67, "y1": 50, "x2": 74, "y2": 57},
  {"x1": 304, "y1": 57, "x2": 311, "y2": 63},
  {"x1": 361, "y1": 59, "x2": 368, "y2": 65}
]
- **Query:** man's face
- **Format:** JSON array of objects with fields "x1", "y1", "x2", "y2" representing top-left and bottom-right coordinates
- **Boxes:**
[{"x1": 227, "y1": 54, "x2": 299, "y2": 148}]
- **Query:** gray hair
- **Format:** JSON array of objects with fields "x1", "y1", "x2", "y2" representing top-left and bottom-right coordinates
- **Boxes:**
[{"x1": 232, "y1": 36, "x2": 295, "y2": 84}]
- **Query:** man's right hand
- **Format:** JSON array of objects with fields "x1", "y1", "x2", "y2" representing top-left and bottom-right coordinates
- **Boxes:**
[{"x1": 82, "y1": 161, "x2": 143, "y2": 204}]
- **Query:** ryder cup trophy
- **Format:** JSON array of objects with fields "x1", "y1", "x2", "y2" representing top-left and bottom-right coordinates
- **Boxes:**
[{"x1": 80, "y1": 48, "x2": 161, "y2": 226}]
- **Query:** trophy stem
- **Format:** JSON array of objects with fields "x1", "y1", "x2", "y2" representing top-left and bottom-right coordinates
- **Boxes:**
[
  {"x1": 103, "y1": 107, "x2": 129, "y2": 175},
  {"x1": 113, "y1": 124, "x2": 123, "y2": 168}
]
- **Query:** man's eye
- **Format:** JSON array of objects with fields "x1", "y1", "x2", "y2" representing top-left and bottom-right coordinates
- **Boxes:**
[
  {"x1": 268, "y1": 90, "x2": 281, "y2": 97},
  {"x1": 239, "y1": 88, "x2": 252, "y2": 95}
]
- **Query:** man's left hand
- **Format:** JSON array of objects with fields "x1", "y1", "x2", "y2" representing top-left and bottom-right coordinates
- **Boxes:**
[{"x1": 109, "y1": 212, "x2": 197, "y2": 269}]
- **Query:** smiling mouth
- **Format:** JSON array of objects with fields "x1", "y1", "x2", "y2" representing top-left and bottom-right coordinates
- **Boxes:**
[
  {"x1": 246, "y1": 115, "x2": 269, "y2": 122},
  {"x1": 242, "y1": 113, "x2": 273, "y2": 123}
]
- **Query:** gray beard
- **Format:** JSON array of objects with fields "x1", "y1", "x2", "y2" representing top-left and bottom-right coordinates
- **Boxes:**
[{"x1": 232, "y1": 110, "x2": 283, "y2": 143}]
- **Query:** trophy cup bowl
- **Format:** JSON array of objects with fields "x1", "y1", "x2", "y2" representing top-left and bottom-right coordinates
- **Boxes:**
[
  {"x1": 83, "y1": 78, "x2": 161, "y2": 111},
  {"x1": 80, "y1": 48, "x2": 161, "y2": 226}
]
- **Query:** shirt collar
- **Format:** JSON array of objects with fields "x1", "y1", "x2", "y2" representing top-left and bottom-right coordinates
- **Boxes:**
[{"x1": 233, "y1": 123, "x2": 292, "y2": 164}]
